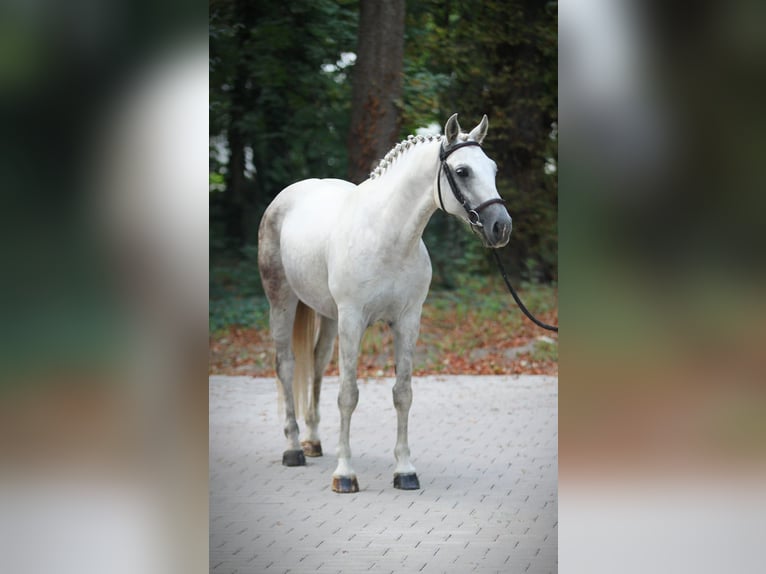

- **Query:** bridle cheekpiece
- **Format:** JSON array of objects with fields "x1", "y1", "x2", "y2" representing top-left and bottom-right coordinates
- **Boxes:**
[{"x1": 437, "y1": 141, "x2": 506, "y2": 229}]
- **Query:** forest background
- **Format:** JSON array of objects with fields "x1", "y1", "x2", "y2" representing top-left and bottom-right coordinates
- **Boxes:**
[{"x1": 209, "y1": 0, "x2": 558, "y2": 376}]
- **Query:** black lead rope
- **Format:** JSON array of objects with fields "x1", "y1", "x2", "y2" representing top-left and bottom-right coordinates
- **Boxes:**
[
  {"x1": 491, "y1": 250, "x2": 558, "y2": 332},
  {"x1": 439, "y1": 140, "x2": 558, "y2": 332}
]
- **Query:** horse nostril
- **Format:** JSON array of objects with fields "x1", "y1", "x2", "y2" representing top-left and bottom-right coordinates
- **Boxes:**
[{"x1": 490, "y1": 219, "x2": 512, "y2": 244}]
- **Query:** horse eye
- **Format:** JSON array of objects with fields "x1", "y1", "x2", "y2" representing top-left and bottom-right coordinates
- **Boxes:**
[{"x1": 455, "y1": 167, "x2": 470, "y2": 177}]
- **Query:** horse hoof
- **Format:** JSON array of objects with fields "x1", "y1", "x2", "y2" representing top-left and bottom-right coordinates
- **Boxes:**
[
  {"x1": 282, "y1": 450, "x2": 306, "y2": 467},
  {"x1": 332, "y1": 476, "x2": 360, "y2": 493},
  {"x1": 301, "y1": 440, "x2": 323, "y2": 457},
  {"x1": 393, "y1": 473, "x2": 420, "y2": 490}
]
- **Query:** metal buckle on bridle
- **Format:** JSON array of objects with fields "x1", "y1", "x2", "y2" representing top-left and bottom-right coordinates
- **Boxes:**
[{"x1": 467, "y1": 210, "x2": 482, "y2": 227}]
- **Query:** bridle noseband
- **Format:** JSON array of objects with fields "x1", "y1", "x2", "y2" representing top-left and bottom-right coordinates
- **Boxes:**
[{"x1": 437, "y1": 141, "x2": 506, "y2": 229}]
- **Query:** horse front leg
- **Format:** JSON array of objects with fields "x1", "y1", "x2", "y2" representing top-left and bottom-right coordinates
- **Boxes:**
[
  {"x1": 332, "y1": 309, "x2": 364, "y2": 493},
  {"x1": 391, "y1": 313, "x2": 421, "y2": 490}
]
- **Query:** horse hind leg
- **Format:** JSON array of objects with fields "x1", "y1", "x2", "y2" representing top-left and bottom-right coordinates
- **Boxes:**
[
  {"x1": 301, "y1": 316, "x2": 337, "y2": 458},
  {"x1": 269, "y1": 299, "x2": 307, "y2": 467},
  {"x1": 259, "y1": 210, "x2": 310, "y2": 466}
]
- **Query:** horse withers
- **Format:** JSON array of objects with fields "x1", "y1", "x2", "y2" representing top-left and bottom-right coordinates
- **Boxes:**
[{"x1": 257, "y1": 114, "x2": 512, "y2": 493}]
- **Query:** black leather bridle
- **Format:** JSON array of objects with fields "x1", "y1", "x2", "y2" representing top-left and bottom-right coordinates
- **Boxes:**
[
  {"x1": 437, "y1": 140, "x2": 559, "y2": 332},
  {"x1": 437, "y1": 141, "x2": 506, "y2": 228}
]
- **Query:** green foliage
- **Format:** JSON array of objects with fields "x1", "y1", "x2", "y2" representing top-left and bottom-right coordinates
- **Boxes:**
[
  {"x1": 209, "y1": 171, "x2": 225, "y2": 193},
  {"x1": 209, "y1": 296, "x2": 270, "y2": 333},
  {"x1": 210, "y1": 244, "x2": 263, "y2": 300},
  {"x1": 210, "y1": 0, "x2": 359, "y2": 247},
  {"x1": 210, "y1": 0, "x2": 557, "y2": 287},
  {"x1": 403, "y1": 1, "x2": 558, "y2": 281},
  {"x1": 209, "y1": 244, "x2": 269, "y2": 332},
  {"x1": 422, "y1": 214, "x2": 494, "y2": 289}
]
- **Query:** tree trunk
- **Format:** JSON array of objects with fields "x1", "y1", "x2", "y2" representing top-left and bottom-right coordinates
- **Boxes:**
[
  {"x1": 347, "y1": 0, "x2": 406, "y2": 184},
  {"x1": 223, "y1": 0, "x2": 256, "y2": 248}
]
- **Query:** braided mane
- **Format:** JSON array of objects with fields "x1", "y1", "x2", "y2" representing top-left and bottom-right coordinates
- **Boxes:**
[{"x1": 368, "y1": 133, "x2": 444, "y2": 180}]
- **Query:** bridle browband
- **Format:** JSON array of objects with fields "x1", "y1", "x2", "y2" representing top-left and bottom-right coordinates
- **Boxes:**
[{"x1": 437, "y1": 140, "x2": 506, "y2": 228}]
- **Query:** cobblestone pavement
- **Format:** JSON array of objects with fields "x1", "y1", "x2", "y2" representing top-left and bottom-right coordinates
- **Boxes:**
[{"x1": 210, "y1": 375, "x2": 557, "y2": 573}]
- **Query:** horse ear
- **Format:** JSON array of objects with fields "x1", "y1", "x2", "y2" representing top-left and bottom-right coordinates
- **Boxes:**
[
  {"x1": 468, "y1": 114, "x2": 489, "y2": 144},
  {"x1": 444, "y1": 113, "x2": 461, "y2": 144}
]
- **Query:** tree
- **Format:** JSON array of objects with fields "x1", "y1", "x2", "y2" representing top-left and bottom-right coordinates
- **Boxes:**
[
  {"x1": 210, "y1": 0, "x2": 557, "y2": 283},
  {"x1": 403, "y1": 0, "x2": 558, "y2": 281},
  {"x1": 347, "y1": 0, "x2": 406, "y2": 183},
  {"x1": 210, "y1": 0, "x2": 358, "y2": 249},
  {"x1": 209, "y1": 0, "x2": 257, "y2": 248}
]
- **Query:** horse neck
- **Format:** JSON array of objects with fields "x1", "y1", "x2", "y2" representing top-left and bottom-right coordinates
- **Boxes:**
[{"x1": 362, "y1": 141, "x2": 440, "y2": 253}]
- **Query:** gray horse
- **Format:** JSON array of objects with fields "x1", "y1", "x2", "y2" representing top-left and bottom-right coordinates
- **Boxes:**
[{"x1": 257, "y1": 114, "x2": 512, "y2": 492}]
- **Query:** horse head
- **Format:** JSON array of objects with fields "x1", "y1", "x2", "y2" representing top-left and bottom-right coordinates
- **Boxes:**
[{"x1": 436, "y1": 114, "x2": 512, "y2": 248}]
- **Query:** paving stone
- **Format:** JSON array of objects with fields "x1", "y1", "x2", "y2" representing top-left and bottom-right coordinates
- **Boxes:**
[{"x1": 210, "y1": 375, "x2": 557, "y2": 573}]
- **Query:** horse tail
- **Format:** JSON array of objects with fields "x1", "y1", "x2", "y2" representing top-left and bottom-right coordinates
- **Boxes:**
[{"x1": 291, "y1": 300, "x2": 317, "y2": 419}]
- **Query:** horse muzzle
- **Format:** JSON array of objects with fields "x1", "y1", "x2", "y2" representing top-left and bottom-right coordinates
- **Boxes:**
[{"x1": 480, "y1": 205, "x2": 512, "y2": 248}]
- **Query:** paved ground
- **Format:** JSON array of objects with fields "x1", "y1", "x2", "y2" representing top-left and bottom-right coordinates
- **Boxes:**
[{"x1": 210, "y1": 375, "x2": 557, "y2": 573}]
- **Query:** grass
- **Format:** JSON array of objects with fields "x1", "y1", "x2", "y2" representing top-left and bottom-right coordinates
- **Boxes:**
[
  {"x1": 530, "y1": 339, "x2": 558, "y2": 362},
  {"x1": 209, "y1": 296, "x2": 270, "y2": 332},
  {"x1": 209, "y1": 268, "x2": 558, "y2": 377}
]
